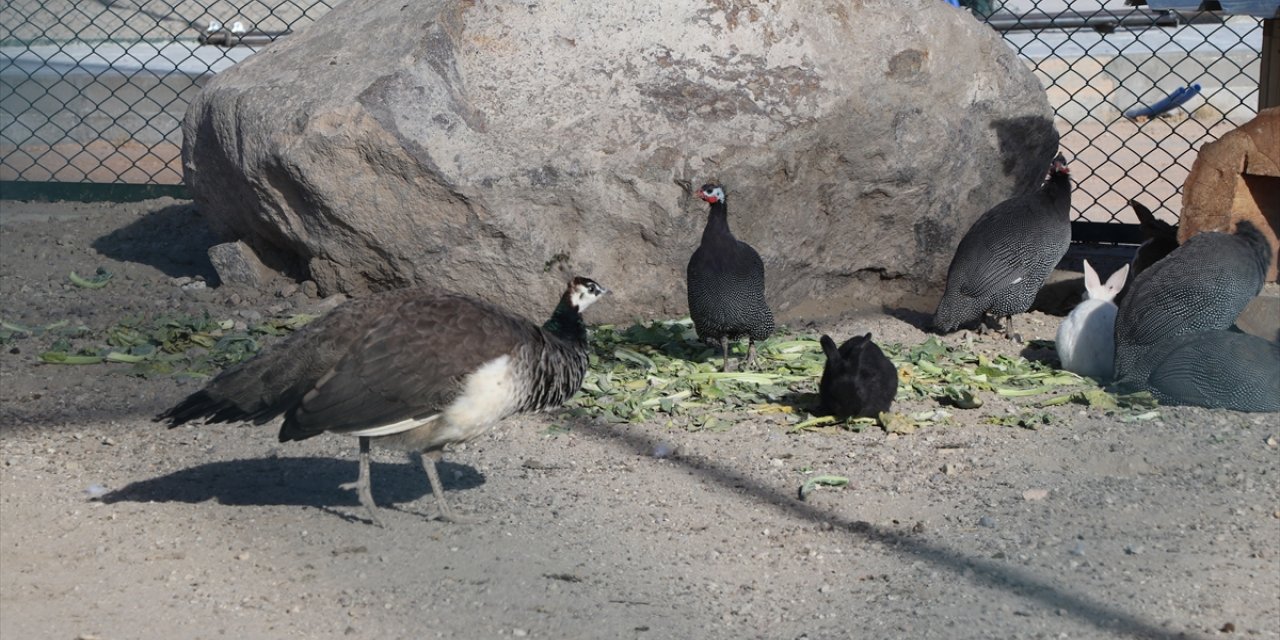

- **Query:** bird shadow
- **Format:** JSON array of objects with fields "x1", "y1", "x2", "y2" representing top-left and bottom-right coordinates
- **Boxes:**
[
  {"x1": 882, "y1": 306, "x2": 935, "y2": 333},
  {"x1": 1019, "y1": 339, "x2": 1061, "y2": 368},
  {"x1": 91, "y1": 202, "x2": 223, "y2": 282},
  {"x1": 990, "y1": 115, "x2": 1060, "y2": 181},
  {"x1": 99, "y1": 456, "x2": 484, "y2": 510}
]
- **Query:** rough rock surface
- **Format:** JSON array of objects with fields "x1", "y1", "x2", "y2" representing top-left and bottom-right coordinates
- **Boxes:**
[
  {"x1": 207, "y1": 240, "x2": 272, "y2": 288},
  {"x1": 1179, "y1": 107, "x2": 1280, "y2": 282},
  {"x1": 183, "y1": 0, "x2": 1058, "y2": 322}
]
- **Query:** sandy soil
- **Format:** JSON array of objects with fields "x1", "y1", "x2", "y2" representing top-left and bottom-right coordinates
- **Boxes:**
[{"x1": 1, "y1": 197, "x2": 1277, "y2": 640}]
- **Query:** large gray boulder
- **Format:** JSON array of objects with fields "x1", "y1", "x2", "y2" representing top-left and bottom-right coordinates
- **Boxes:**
[{"x1": 183, "y1": 0, "x2": 1058, "y2": 323}]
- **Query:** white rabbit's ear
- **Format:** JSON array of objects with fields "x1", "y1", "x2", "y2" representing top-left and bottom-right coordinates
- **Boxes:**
[
  {"x1": 1104, "y1": 263, "x2": 1130, "y2": 294},
  {"x1": 1082, "y1": 260, "x2": 1100, "y2": 293}
]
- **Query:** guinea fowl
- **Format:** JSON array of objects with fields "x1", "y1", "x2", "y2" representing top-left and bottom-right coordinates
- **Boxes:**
[
  {"x1": 1112, "y1": 221, "x2": 1272, "y2": 392},
  {"x1": 1143, "y1": 330, "x2": 1280, "y2": 412},
  {"x1": 818, "y1": 333, "x2": 898, "y2": 419},
  {"x1": 687, "y1": 183, "x2": 775, "y2": 371},
  {"x1": 932, "y1": 154, "x2": 1073, "y2": 340},
  {"x1": 157, "y1": 277, "x2": 608, "y2": 525}
]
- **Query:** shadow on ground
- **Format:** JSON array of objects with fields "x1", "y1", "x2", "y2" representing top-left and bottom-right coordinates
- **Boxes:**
[
  {"x1": 92, "y1": 203, "x2": 222, "y2": 282},
  {"x1": 100, "y1": 456, "x2": 483, "y2": 508},
  {"x1": 574, "y1": 421, "x2": 1198, "y2": 640},
  {"x1": 103, "y1": 413, "x2": 1194, "y2": 637},
  {"x1": 882, "y1": 306, "x2": 934, "y2": 333}
]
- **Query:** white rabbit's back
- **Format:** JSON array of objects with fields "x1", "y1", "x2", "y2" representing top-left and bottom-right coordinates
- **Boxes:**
[{"x1": 1057, "y1": 300, "x2": 1119, "y2": 381}]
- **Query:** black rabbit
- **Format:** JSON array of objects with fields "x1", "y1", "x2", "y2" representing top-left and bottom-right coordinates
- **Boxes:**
[{"x1": 818, "y1": 333, "x2": 899, "y2": 419}]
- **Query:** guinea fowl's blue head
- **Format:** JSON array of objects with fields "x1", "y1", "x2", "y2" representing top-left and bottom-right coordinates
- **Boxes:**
[
  {"x1": 1049, "y1": 154, "x2": 1070, "y2": 177},
  {"x1": 698, "y1": 184, "x2": 726, "y2": 204}
]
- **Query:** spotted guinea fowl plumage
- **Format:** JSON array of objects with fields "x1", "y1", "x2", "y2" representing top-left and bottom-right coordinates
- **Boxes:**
[
  {"x1": 1112, "y1": 221, "x2": 1271, "y2": 392},
  {"x1": 686, "y1": 184, "x2": 775, "y2": 371},
  {"x1": 932, "y1": 154, "x2": 1073, "y2": 338},
  {"x1": 157, "y1": 277, "x2": 607, "y2": 525},
  {"x1": 1143, "y1": 329, "x2": 1280, "y2": 412}
]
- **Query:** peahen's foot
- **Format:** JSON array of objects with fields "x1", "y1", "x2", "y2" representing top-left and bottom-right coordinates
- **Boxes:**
[
  {"x1": 420, "y1": 450, "x2": 481, "y2": 525},
  {"x1": 342, "y1": 436, "x2": 384, "y2": 527}
]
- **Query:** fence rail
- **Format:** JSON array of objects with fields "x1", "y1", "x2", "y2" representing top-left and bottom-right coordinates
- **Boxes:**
[{"x1": 0, "y1": 1, "x2": 1267, "y2": 227}]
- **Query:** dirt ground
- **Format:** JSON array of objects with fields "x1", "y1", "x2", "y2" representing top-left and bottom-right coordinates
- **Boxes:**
[{"x1": 1, "y1": 197, "x2": 1277, "y2": 640}]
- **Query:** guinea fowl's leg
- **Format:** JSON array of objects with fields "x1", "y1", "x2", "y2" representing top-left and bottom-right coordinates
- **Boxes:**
[
  {"x1": 745, "y1": 338, "x2": 759, "y2": 369},
  {"x1": 1004, "y1": 314, "x2": 1022, "y2": 343},
  {"x1": 720, "y1": 335, "x2": 733, "y2": 372},
  {"x1": 420, "y1": 449, "x2": 480, "y2": 524},
  {"x1": 974, "y1": 315, "x2": 991, "y2": 335},
  {"x1": 339, "y1": 437, "x2": 383, "y2": 527}
]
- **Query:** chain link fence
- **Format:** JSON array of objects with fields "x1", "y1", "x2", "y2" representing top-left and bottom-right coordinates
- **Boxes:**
[
  {"x1": 1, "y1": 0, "x2": 335, "y2": 186},
  {"x1": 1, "y1": 1, "x2": 1269, "y2": 226},
  {"x1": 973, "y1": 0, "x2": 1267, "y2": 228}
]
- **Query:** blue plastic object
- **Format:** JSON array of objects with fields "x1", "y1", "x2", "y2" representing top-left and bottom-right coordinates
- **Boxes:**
[{"x1": 1123, "y1": 84, "x2": 1202, "y2": 120}]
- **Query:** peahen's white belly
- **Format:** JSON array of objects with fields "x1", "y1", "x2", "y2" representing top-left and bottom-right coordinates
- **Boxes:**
[{"x1": 346, "y1": 355, "x2": 524, "y2": 451}]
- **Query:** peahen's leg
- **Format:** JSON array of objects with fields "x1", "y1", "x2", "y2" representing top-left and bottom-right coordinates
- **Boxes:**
[
  {"x1": 420, "y1": 449, "x2": 480, "y2": 524},
  {"x1": 339, "y1": 436, "x2": 383, "y2": 527}
]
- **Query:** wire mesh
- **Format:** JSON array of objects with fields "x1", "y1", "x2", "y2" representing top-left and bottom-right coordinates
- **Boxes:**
[
  {"x1": 1, "y1": 0, "x2": 335, "y2": 186},
  {"x1": 970, "y1": 0, "x2": 1264, "y2": 224},
  {"x1": 0, "y1": 0, "x2": 1267, "y2": 227}
]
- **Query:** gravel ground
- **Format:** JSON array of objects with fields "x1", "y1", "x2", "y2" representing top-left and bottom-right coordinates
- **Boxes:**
[{"x1": 1, "y1": 197, "x2": 1277, "y2": 640}]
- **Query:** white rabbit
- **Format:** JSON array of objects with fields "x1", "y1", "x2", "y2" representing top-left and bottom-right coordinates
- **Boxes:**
[{"x1": 1056, "y1": 260, "x2": 1130, "y2": 381}]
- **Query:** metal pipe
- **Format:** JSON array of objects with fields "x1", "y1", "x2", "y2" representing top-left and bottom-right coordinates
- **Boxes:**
[
  {"x1": 198, "y1": 31, "x2": 291, "y2": 47},
  {"x1": 985, "y1": 8, "x2": 1222, "y2": 32}
]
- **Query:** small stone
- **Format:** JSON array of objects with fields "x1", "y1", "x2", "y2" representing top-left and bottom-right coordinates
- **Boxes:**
[
  {"x1": 1022, "y1": 488, "x2": 1049, "y2": 501},
  {"x1": 1069, "y1": 542, "x2": 1086, "y2": 556},
  {"x1": 236, "y1": 552, "x2": 251, "y2": 560},
  {"x1": 1123, "y1": 545, "x2": 1144, "y2": 555},
  {"x1": 278, "y1": 283, "x2": 299, "y2": 298},
  {"x1": 228, "y1": 293, "x2": 243, "y2": 306},
  {"x1": 512, "y1": 629, "x2": 528, "y2": 637},
  {"x1": 171, "y1": 276, "x2": 193, "y2": 287},
  {"x1": 978, "y1": 516, "x2": 995, "y2": 528},
  {"x1": 302, "y1": 280, "x2": 319, "y2": 298},
  {"x1": 1266, "y1": 436, "x2": 1277, "y2": 448},
  {"x1": 208, "y1": 240, "x2": 273, "y2": 287},
  {"x1": 943, "y1": 462, "x2": 962, "y2": 476}
]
